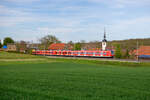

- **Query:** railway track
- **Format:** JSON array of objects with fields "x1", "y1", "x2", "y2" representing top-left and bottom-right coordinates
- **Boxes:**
[{"x1": 45, "y1": 55, "x2": 141, "y2": 63}]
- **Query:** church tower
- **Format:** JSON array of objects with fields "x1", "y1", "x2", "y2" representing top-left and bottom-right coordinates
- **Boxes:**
[{"x1": 102, "y1": 27, "x2": 107, "y2": 51}]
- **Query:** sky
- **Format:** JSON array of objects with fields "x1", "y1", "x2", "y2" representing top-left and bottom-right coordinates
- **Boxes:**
[{"x1": 0, "y1": 0, "x2": 150, "y2": 43}]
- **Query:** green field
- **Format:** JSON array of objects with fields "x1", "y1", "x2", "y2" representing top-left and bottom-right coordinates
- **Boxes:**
[{"x1": 0, "y1": 52, "x2": 150, "y2": 100}]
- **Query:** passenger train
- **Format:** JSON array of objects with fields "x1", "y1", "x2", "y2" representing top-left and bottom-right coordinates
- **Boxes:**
[{"x1": 32, "y1": 50, "x2": 114, "y2": 58}]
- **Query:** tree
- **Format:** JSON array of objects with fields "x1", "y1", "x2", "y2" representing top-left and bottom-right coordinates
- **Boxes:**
[
  {"x1": 66, "y1": 41, "x2": 74, "y2": 50},
  {"x1": 3, "y1": 37, "x2": 14, "y2": 45},
  {"x1": 0, "y1": 41, "x2": 2, "y2": 48},
  {"x1": 39, "y1": 35, "x2": 61, "y2": 49},
  {"x1": 124, "y1": 49, "x2": 130, "y2": 59},
  {"x1": 67, "y1": 41, "x2": 73, "y2": 45},
  {"x1": 16, "y1": 41, "x2": 27, "y2": 53},
  {"x1": 74, "y1": 42, "x2": 81, "y2": 50},
  {"x1": 115, "y1": 44, "x2": 122, "y2": 58}
]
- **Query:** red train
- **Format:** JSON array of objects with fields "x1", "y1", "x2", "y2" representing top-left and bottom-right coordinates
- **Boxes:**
[{"x1": 32, "y1": 50, "x2": 114, "y2": 58}]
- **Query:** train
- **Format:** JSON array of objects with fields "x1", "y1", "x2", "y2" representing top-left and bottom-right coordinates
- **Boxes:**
[{"x1": 32, "y1": 50, "x2": 114, "y2": 58}]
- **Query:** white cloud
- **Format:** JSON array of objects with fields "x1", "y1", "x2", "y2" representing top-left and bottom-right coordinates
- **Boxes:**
[
  {"x1": 4, "y1": 0, "x2": 40, "y2": 3},
  {"x1": 88, "y1": 0, "x2": 150, "y2": 8},
  {"x1": 0, "y1": 5, "x2": 29, "y2": 16},
  {"x1": 116, "y1": 0, "x2": 150, "y2": 5},
  {"x1": 0, "y1": 16, "x2": 35, "y2": 27},
  {"x1": 0, "y1": 5, "x2": 36, "y2": 26},
  {"x1": 37, "y1": 27, "x2": 84, "y2": 34},
  {"x1": 108, "y1": 16, "x2": 150, "y2": 40}
]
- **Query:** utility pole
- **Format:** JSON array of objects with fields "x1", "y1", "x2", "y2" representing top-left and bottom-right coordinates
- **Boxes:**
[
  {"x1": 44, "y1": 41, "x2": 46, "y2": 56},
  {"x1": 136, "y1": 41, "x2": 139, "y2": 61}
]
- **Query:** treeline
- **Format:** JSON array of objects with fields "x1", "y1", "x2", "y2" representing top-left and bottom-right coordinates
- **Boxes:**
[
  {"x1": 107, "y1": 38, "x2": 150, "y2": 50},
  {"x1": 1, "y1": 35, "x2": 150, "y2": 59}
]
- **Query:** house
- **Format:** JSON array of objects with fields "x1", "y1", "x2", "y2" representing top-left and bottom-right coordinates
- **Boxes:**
[
  {"x1": 131, "y1": 46, "x2": 150, "y2": 59},
  {"x1": 48, "y1": 43, "x2": 66, "y2": 50},
  {"x1": 0, "y1": 48, "x2": 3, "y2": 51},
  {"x1": 7, "y1": 43, "x2": 17, "y2": 51},
  {"x1": 48, "y1": 43, "x2": 73, "y2": 50},
  {"x1": 15, "y1": 41, "x2": 28, "y2": 53},
  {"x1": 27, "y1": 43, "x2": 39, "y2": 50}
]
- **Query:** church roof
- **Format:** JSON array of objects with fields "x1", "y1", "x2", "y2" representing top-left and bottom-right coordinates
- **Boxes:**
[{"x1": 102, "y1": 39, "x2": 107, "y2": 42}]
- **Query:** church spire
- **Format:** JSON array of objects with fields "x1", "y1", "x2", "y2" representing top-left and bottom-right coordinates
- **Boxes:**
[
  {"x1": 104, "y1": 27, "x2": 106, "y2": 39},
  {"x1": 102, "y1": 27, "x2": 107, "y2": 42}
]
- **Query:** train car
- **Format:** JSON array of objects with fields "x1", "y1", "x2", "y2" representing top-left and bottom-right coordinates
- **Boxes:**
[{"x1": 32, "y1": 50, "x2": 114, "y2": 58}]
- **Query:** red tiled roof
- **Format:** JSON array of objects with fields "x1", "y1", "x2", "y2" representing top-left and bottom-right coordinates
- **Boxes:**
[
  {"x1": 48, "y1": 43, "x2": 66, "y2": 50},
  {"x1": 133, "y1": 46, "x2": 150, "y2": 55}
]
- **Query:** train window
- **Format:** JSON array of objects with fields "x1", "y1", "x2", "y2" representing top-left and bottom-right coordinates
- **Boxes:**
[
  {"x1": 111, "y1": 51, "x2": 114, "y2": 54},
  {"x1": 81, "y1": 52, "x2": 84, "y2": 54},
  {"x1": 87, "y1": 52, "x2": 91, "y2": 54},
  {"x1": 87, "y1": 52, "x2": 92, "y2": 54},
  {"x1": 104, "y1": 52, "x2": 107, "y2": 55},
  {"x1": 73, "y1": 52, "x2": 78, "y2": 54},
  {"x1": 96, "y1": 52, "x2": 99, "y2": 54}
]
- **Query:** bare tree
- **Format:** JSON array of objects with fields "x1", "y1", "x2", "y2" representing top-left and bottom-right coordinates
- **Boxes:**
[{"x1": 39, "y1": 35, "x2": 61, "y2": 49}]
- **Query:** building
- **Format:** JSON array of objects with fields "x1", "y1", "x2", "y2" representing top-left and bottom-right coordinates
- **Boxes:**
[
  {"x1": 131, "y1": 46, "x2": 150, "y2": 59},
  {"x1": 48, "y1": 43, "x2": 74, "y2": 50},
  {"x1": 27, "y1": 43, "x2": 39, "y2": 50},
  {"x1": 102, "y1": 27, "x2": 107, "y2": 51},
  {"x1": 7, "y1": 43, "x2": 17, "y2": 51},
  {"x1": 48, "y1": 43, "x2": 65, "y2": 50}
]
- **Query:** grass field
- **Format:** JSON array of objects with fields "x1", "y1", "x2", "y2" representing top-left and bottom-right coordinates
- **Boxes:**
[{"x1": 0, "y1": 51, "x2": 150, "y2": 100}]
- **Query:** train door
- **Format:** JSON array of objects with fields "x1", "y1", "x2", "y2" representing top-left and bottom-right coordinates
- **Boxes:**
[
  {"x1": 100, "y1": 51, "x2": 103, "y2": 57},
  {"x1": 93, "y1": 51, "x2": 95, "y2": 56}
]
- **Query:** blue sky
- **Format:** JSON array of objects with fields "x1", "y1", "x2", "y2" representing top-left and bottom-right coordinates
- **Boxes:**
[{"x1": 0, "y1": 0, "x2": 150, "y2": 43}]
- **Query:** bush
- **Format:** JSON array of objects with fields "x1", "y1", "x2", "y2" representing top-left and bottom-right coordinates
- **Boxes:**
[{"x1": 115, "y1": 44, "x2": 122, "y2": 58}]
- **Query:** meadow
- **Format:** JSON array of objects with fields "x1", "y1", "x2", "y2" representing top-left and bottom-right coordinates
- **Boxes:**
[{"x1": 0, "y1": 51, "x2": 150, "y2": 100}]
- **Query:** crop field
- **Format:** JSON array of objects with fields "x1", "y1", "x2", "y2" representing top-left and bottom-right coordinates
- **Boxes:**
[
  {"x1": 0, "y1": 51, "x2": 40, "y2": 59},
  {"x1": 0, "y1": 52, "x2": 150, "y2": 100}
]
